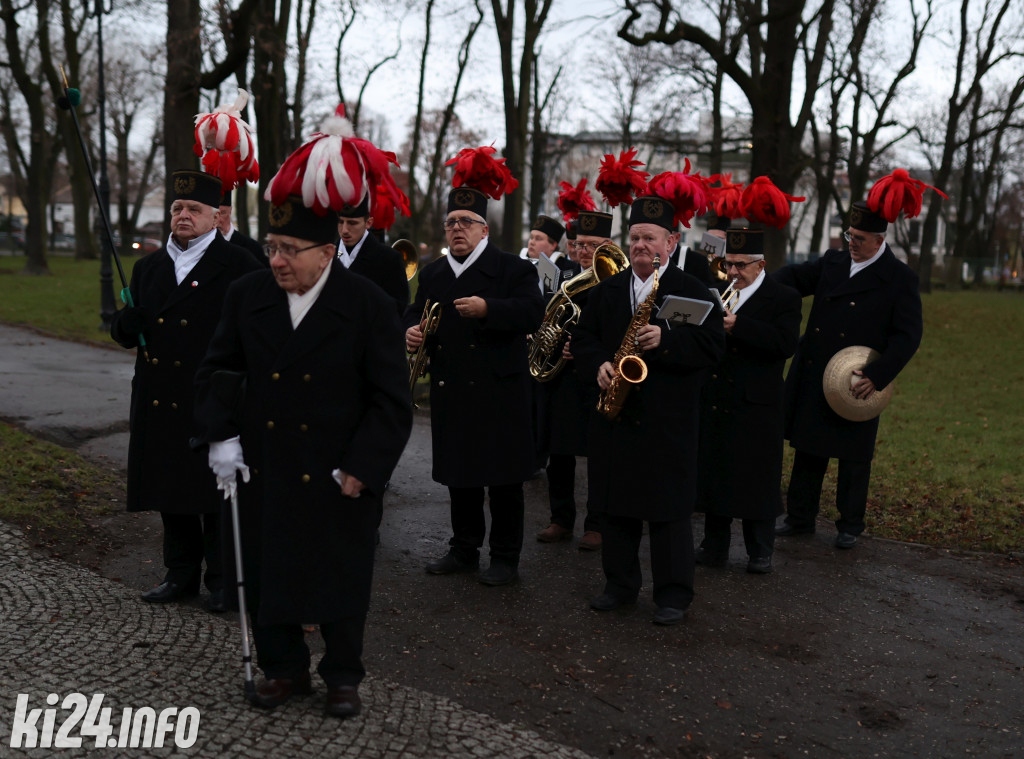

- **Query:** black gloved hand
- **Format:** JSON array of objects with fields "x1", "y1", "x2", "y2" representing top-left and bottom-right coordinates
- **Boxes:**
[{"x1": 118, "y1": 306, "x2": 150, "y2": 336}]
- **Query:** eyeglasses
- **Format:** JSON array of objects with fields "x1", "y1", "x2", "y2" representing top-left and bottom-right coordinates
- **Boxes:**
[
  {"x1": 842, "y1": 230, "x2": 871, "y2": 244},
  {"x1": 575, "y1": 242, "x2": 599, "y2": 254},
  {"x1": 442, "y1": 217, "x2": 486, "y2": 231},
  {"x1": 262, "y1": 242, "x2": 322, "y2": 259},
  {"x1": 725, "y1": 259, "x2": 760, "y2": 271}
]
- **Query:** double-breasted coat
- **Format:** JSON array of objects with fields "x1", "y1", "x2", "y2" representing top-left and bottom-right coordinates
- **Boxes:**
[
  {"x1": 347, "y1": 233, "x2": 410, "y2": 316},
  {"x1": 571, "y1": 265, "x2": 726, "y2": 522},
  {"x1": 194, "y1": 261, "x2": 412, "y2": 624},
  {"x1": 695, "y1": 276, "x2": 802, "y2": 520},
  {"x1": 404, "y1": 242, "x2": 545, "y2": 488},
  {"x1": 773, "y1": 245, "x2": 922, "y2": 462},
  {"x1": 110, "y1": 236, "x2": 263, "y2": 514}
]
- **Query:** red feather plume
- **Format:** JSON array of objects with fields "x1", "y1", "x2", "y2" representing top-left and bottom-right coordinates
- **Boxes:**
[
  {"x1": 445, "y1": 145, "x2": 518, "y2": 200},
  {"x1": 370, "y1": 182, "x2": 410, "y2": 231},
  {"x1": 595, "y1": 148, "x2": 650, "y2": 208},
  {"x1": 193, "y1": 89, "x2": 259, "y2": 192},
  {"x1": 705, "y1": 173, "x2": 746, "y2": 219},
  {"x1": 647, "y1": 160, "x2": 710, "y2": 228},
  {"x1": 740, "y1": 176, "x2": 805, "y2": 229},
  {"x1": 866, "y1": 168, "x2": 947, "y2": 223},
  {"x1": 556, "y1": 178, "x2": 597, "y2": 223}
]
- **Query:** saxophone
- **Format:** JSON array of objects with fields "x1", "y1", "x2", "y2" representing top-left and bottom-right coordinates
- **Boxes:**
[{"x1": 596, "y1": 254, "x2": 661, "y2": 420}]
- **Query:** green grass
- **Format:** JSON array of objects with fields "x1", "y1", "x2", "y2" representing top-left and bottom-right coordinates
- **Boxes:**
[
  {"x1": 0, "y1": 421, "x2": 123, "y2": 539},
  {"x1": 1, "y1": 256, "x2": 1022, "y2": 553}
]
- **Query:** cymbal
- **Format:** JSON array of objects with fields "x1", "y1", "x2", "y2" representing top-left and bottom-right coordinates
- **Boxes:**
[{"x1": 822, "y1": 345, "x2": 894, "y2": 422}]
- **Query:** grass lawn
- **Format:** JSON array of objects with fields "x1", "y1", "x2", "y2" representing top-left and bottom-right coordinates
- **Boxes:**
[{"x1": 0, "y1": 255, "x2": 1021, "y2": 553}]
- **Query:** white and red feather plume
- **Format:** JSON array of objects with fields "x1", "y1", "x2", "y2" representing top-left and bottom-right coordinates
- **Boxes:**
[
  {"x1": 556, "y1": 178, "x2": 597, "y2": 223},
  {"x1": 595, "y1": 148, "x2": 650, "y2": 208},
  {"x1": 866, "y1": 168, "x2": 947, "y2": 223},
  {"x1": 265, "y1": 104, "x2": 409, "y2": 217},
  {"x1": 740, "y1": 176, "x2": 805, "y2": 229},
  {"x1": 445, "y1": 145, "x2": 519, "y2": 199},
  {"x1": 193, "y1": 89, "x2": 259, "y2": 192},
  {"x1": 647, "y1": 159, "x2": 709, "y2": 228}
]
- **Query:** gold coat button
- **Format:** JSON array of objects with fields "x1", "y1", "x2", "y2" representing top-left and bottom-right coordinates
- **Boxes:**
[
  {"x1": 711, "y1": 373, "x2": 718, "y2": 380},
  {"x1": 174, "y1": 360, "x2": 181, "y2": 367},
  {"x1": 151, "y1": 358, "x2": 159, "y2": 365},
  {"x1": 303, "y1": 374, "x2": 311, "y2": 382},
  {"x1": 152, "y1": 400, "x2": 159, "y2": 407},
  {"x1": 301, "y1": 474, "x2": 310, "y2": 483},
  {"x1": 171, "y1": 403, "x2": 178, "y2": 409},
  {"x1": 271, "y1": 372, "x2": 280, "y2": 381},
  {"x1": 469, "y1": 344, "x2": 476, "y2": 349},
  {"x1": 156, "y1": 317, "x2": 164, "y2": 325},
  {"x1": 849, "y1": 301, "x2": 855, "y2": 307},
  {"x1": 839, "y1": 332, "x2": 845, "y2": 338},
  {"x1": 300, "y1": 424, "x2": 308, "y2": 432},
  {"x1": 438, "y1": 380, "x2": 445, "y2": 387},
  {"x1": 180, "y1": 319, "x2": 188, "y2": 327},
  {"x1": 266, "y1": 421, "x2": 275, "y2": 429},
  {"x1": 814, "y1": 327, "x2": 820, "y2": 334}
]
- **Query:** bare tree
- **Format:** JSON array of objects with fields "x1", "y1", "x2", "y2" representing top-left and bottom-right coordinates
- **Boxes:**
[{"x1": 527, "y1": 58, "x2": 563, "y2": 221}]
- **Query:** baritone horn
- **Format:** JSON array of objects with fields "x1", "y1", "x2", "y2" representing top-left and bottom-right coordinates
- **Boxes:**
[
  {"x1": 528, "y1": 242, "x2": 629, "y2": 382},
  {"x1": 392, "y1": 238, "x2": 419, "y2": 280}
]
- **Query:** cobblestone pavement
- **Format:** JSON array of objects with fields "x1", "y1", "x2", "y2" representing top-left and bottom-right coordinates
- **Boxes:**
[{"x1": 0, "y1": 521, "x2": 595, "y2": 758}]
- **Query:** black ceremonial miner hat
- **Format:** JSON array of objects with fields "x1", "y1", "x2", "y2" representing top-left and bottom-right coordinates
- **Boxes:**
[
  {"x1": 267, "y1": 195, "x2": 339, "y2": 244},
  {"x1": 338, "y1": 192, "x2": 371, "y2": 218},
  {"x1": 725, "y1": 228, "x2": 764, "y2": 257},
  {"x1": 172, "y1": 170, "x2": 222, "y2": 208},
  {"x1": 848, "y1": 201, "x2": 887, "y2": 233},
  {"x1": 447, "y1": 187, "x2": 489, "y2": 219},
  {"x1": 628, "y1": 195, "x2": 675, "y2": 231},
  {"x1": 576, "y1": 210, "x2": 613, "y2": 238},
  {"x1": 531, "y1": 214, "x2": 565, "y2": 243}
]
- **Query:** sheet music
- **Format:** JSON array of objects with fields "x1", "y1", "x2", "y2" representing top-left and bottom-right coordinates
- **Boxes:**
[{"x1": 655, "y1": 294, "x2": 714, "y2": 326}]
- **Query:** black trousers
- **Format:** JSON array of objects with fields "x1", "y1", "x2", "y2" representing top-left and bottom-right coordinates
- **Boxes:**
[
  {"x1": 784, "y1": 450, "x2": 872, "y2": 535},
  {"x1": 546, "y1": 453, "x2": 602, "y2": 533},
  {"x1": 701, "y1": 514, "x2": 775, "y2": 559},
  {"x1": 448, "y1": 483, "x2": 524, "y2": 565},
  {"x1": 161, "y1": 512, "x2": 221, "y2": 591},
  {"x1": 251, "y1": 613, "x2": 367, "y2": 688},
  {"x1": 601, "y1": 514, "x2": 695, "y2": 610}
]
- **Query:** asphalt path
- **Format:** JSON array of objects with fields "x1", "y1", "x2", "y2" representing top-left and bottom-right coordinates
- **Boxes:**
[{"x1": 1, "y1": 323, "x2": 1022, "y2": 758}]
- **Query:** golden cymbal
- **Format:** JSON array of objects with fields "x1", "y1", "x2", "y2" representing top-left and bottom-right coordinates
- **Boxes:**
[{"x1": 822, "y1": 345, "x2": 894, "y2": 422}]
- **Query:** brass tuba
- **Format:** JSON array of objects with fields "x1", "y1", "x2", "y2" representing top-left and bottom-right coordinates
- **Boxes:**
[
  {"x1": 408, "y1": 299, "x2": 442, "y2": 403},
  {"x1": 596, "y1": 254, "x2": 661, "y2": 420},
  {"x1": 528, "y1": 242, "x2": 628, "y2": 382},
  {"x1": 392, "y1": 238, "x2": 419, "y2": 280}
]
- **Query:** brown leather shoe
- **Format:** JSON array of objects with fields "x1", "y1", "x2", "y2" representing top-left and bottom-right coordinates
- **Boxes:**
[
  {"x1": 536, "y1": 523, "x2": 572, "y2": 543},
  {"x1": 578, "y1": 531, "x2": 602, "y2": 551},
  {"x1": 325, "y1": 685, "x2": 362, "y2": 718},
  {"x1": 250, "y1": 671, "x2": 313, "y2": 709}
]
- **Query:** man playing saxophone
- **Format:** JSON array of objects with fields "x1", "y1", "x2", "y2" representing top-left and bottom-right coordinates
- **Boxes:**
[{"x1": 571, "y1": 196, "x2": 725, "y2": 626}]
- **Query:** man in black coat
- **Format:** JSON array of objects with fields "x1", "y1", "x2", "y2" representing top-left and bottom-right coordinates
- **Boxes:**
[
  {"x1": 336, "y1": 195, "x2": 409, "y2": 316},
  {"x1": 773, "y1": 201, "x2": 923, "y2": 549},
  {"x1": 405, "y1": 186, "x2": 545, "y2": 587},
  {"x1": 572, "y1": 197, "x2": 725, "y2": 625},
  {"x1": 216, "y1": 190, "x2": 268, "y2": 267},
  {"x1": 695, "y1": 229, "x2": 802, "y2": 574},
  {"x1": 110, "y1": 170, "x2": 263, "y2": 610},
  {"x1": 195, "y1": 196, "x2": 412, "y2": 718},
  {"x1": 667, "y1": 228, "x2": 713, "y2": 285}
]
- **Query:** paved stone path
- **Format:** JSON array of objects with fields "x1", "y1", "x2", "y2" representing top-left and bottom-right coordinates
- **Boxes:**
[{"x1": 0, "y1": 521, "x2": 595, "y2": 758}]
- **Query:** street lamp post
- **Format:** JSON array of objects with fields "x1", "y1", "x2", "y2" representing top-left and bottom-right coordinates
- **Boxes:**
[{"x1": 93, "y1": 0, "x2": 116, "y2": 330}]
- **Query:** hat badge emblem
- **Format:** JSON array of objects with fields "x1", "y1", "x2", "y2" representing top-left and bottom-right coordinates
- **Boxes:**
[
  {"x1": 454, "y1": 189, "x2": 475, "y2": 208},
  {"x1": 580, "y1": 215, "x2": 596, "y2": 232},
  {"x1": 728, "y1": 231, "x2": 746, "y2": 250},
  {"x1": 268, "y1": 200, "x2": 293, "y2": 228},
  {"x1": 643, "y1": 199, "x2": 664, "y2": 218},
  {"x1": 174, "y1": 176, "x2": 196, "y2": 195}
]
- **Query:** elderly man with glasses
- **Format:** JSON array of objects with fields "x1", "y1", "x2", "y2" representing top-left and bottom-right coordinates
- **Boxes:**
[
  {"x1": 772, "y1": 200, "x2": 923, "y2": 549},
  {"x1": 694, "y1": 229, "x2": 802, "y2": 574},
  {"x1": 405, "y1": 185, "x2": 545, "y2": 587}
]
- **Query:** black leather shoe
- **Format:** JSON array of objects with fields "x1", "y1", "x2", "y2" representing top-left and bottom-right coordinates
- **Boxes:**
[
  {"x1": 206, "y1": 589, "x2": 226, "y2": 613},
  {"x1": 479, "y1": 563, "x2": 518, "y2": 586},
  {"x1": 775, "y1": 522, "x2": 815, "y2": 537},
  {"x1": 324, "y1": 685, "x2": 362, "y2": 718},
  {"x1": 589, "y1": 592, "x2": 636, "y2": 611},
  {"x1": 140, "y1": 581, "x2": 198, "y2": 604},
  {"x1": 835, "y1": 532, "x2": 857, "y2": 549},
  {"x1": 695, "y1": 548, "x2": 728, "y2": 567},
  {"x1": 250, "y1": 672, "x2": 313, "y2": 709},
  {"x1": 425, "y1": 551, "x2": 479, "y2": 575},
  {"x1": 746, "y1": 556, "x2": 773, "y2": 574},
  {"x1": 652, "y1": 606, "x2": 687, "y2": 626}
]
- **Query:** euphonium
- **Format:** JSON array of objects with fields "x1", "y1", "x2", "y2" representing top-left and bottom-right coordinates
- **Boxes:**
[
  {"x1": 408, "y1": 299, "x2": 442, "y2": 399},
  {"x1": 392, "y1": 238, "x2": 419, "y2": 281},
  {"x1": 720, "y1": 277, "x2": 740, "y2": 311},
  {"x1": 596, "y1": 254, "x2": 661, "y2": 420},
  {"x1": 528, "y1": 242, "x2": 628, "y2": 382}
]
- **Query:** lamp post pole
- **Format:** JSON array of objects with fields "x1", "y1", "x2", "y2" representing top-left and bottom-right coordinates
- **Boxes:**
[{"x1": 94, "y1": 0, "x2": 116, "y2": 330}]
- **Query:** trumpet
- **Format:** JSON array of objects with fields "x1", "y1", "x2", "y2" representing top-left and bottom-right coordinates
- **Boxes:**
[
  {"x1": 709, "y1": 254, "x2": 730, "y2": 282},
  {"x1": 392, "y1": 238, "x2": 419, "y2": 281},
  {"x1": 720, "y1": 277, "x2": 740, "y2": 311},
  {"x1": 408, "y1": 300, "x2": 442, "y2": 400}
]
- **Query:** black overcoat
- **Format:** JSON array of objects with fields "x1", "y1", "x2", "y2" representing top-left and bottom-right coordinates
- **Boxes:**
[
  {"x1": 772, "y1": 245, "x2": 922, "y2": 462},
  {"x1": 669, "y1": 245, "x2": 713, "y2": 286},
  {"x1": 348, "y1": 234, "x2": 410, "y2": 316},
  {"x1": 110, "y1": 236, "x2": 262, "y2": 514},
  {"x1": 194, "y1": 261, "x2": 413, "y2": 624},
  {"x1": 404, "y1": 242, "x2": 545, "y2": 488},
  {"x1": 572, "y1": 265, "x2": 726, "y2": 522},
  {"x1": 695, "y1": 276, "x2": 802, "y2": 520},
  {"x1": 223, "y1": 229, "x2": 268, "y2": 268}
]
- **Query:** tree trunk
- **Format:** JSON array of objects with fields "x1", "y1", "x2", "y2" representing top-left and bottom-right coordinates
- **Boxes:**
[{"x1": 163, "y1": 0, "x2": 203, "y2": 239}]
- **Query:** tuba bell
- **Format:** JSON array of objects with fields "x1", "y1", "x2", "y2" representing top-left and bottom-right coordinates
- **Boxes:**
[
  {"x1": 392, "y1": 238, "x2": 419, "y2": 280},
  {"x1": 528, "y1": 242, "x2": 629, "y2": 382}
]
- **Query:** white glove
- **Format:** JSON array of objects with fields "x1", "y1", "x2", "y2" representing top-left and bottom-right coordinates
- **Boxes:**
[{"x1": 208, "y1": 436, "x2": 250, "y2": 500}]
